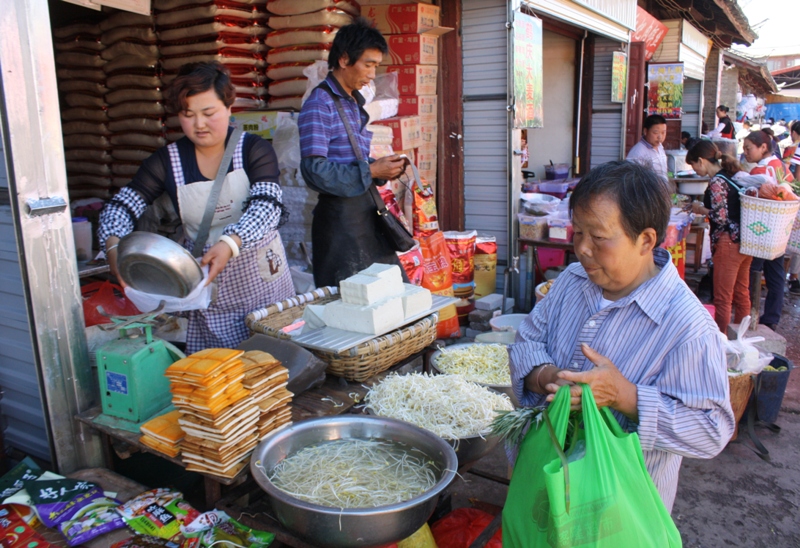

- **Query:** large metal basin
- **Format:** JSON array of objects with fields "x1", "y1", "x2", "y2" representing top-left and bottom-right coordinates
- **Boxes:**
[
  {"x1": 117, "y1": 231, "x2": 202, "y2": 298},
  {"x1": 250, "y1": 416, "x2": 457, "y2": 548},
  {"x1": 449, "y1": 433, "x2": 501, "y2": 467}
]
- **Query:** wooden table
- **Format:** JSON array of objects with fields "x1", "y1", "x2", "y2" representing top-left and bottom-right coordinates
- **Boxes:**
[{"x1": 75, "y1": 352, "x2": 428, "y2": 508}]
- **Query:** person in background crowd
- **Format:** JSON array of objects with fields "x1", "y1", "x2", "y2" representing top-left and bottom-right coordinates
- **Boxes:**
[
  {"x1": 743, "y1": 130, "x2": 795, "y2": 330},
  {"x1": 782, "y1": 121, "x2": 800, "y2": 180},
  {"x1": 706, "y1": 105, "x2": 735, "y2": 139},
  {"x1": 687, "y1": 141, "x2": 750, "y2": 333},
  {"x1": 298, "y1": 18, "x2": 407, "y2": 288},
  {"x1": 736, "y1": 120, "x2": 752, "y2": 155},
  {"x1": 510, "y1": 161, "x2": 733, "y2": 512},
  {"x1": 98, "y1": 62, "x2": 295, "y2": 353},
  {"x1": 681, "y1": 131, "x2": 699, "y2": 151},
  {"x1": 626, "y1": 114, "x2": 668, "y2": 184},
  {"x1": 761, "y1": 127, "x2": 783, "y2": 159}
]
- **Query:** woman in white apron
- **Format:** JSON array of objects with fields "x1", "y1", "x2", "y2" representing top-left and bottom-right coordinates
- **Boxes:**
[{"x1": 99, "y1": 62, "x2": 294, "y2": 353}]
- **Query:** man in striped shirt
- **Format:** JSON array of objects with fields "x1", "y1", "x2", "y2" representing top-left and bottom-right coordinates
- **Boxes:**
[{"x1": 510, "y1": 161, "x2": 734, "y2": 512}]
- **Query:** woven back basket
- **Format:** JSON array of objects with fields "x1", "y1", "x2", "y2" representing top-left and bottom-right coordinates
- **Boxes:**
[
  {"x1": 729, "y1": 373, "x2": 754, "y2": 441},
  {"x1": 739, "y1": 194, "x2": 800, "y2": 260},
  {"x1": 245, "y1": 287, "x2": 439, "y2": 382}
]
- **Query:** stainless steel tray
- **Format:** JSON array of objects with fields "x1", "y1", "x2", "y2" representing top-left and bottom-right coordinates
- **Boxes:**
[{"x1": 287, "y1": 295, "x2": 458, "y2": 354}]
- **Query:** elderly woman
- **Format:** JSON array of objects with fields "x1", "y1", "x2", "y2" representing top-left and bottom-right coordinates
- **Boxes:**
[
  {"x1": 98, "y1": 62, "x2": 295, "y2": 353},
  {"x1": 510, "y1": 161, "x2": 734, "y2": 512}
]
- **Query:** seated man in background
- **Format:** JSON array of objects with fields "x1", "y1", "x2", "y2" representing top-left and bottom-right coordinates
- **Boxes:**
[{"x1": 626, "y1": 114, "x2": 669, "y2": 185}]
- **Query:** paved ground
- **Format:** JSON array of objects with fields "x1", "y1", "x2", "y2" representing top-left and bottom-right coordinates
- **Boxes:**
[{"x1": 450, "y1": 268, "x2": 800, "y2": 545}]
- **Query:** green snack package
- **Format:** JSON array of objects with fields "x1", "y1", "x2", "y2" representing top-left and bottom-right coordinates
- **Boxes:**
[
  {"x1": 181, "y1": 510, "x2": 274, "y2": 547},
  {"x1": 117, "y1": 489, "x2": 199, "y2": 540},
  {"x1": 502, "y1": 385, "x2": 682, "y2": 547},
  {"x1": 0, "y1": 457, "x2": 43, "y2": 499}
]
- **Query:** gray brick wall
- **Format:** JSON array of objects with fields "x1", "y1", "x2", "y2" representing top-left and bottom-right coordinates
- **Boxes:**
[{"x1": 703, "y1": 47, "x2": 722, "y2": 132}]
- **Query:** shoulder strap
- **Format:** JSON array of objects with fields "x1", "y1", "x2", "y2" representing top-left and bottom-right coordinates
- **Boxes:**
[
  {"x1": 715, "y1": 172, "x2": 742, "y2": 192},
  {"x1": 318, "y1": 82, "x2": 366, "y2": 163},
  {"x1": 192, "y1": 127, "x2": 243, "y2": 257}
]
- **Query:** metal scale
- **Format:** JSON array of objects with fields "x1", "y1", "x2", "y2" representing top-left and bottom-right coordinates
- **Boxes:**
[{"x1": 94, "y1": 307, "x2": 185, "y2": 433}]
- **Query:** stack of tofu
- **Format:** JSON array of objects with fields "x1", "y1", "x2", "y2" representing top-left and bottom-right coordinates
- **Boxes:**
[
  {"x1": 239, "y1": 350, "x2": 293, "y2": 439},
  {"x1": 140, "y1": 409, "x2": 184, "y2": 458},
  {"x1": 308, "y1": 264, "x2": 432, "y2": 336},
  {"x1": 166, "y1": 349, "x2": 260, "y2": 479}
]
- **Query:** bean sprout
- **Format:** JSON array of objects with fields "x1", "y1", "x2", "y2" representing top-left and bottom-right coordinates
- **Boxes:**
[
  {"x1": 266, "y1": 439, "x2": 439, "y2": 508},
  {"x1": 365, "y1": 373, "x2": 513, "y2": 439},
  {"x1": 436, "y1": 344, "x2": 512, "y2": 385}
]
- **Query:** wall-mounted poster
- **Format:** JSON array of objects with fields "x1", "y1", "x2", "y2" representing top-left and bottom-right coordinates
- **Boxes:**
[
  {"x1": 512, "y1": 11, "x2": 543, "y2": 128},
  {"x1": 611, "y1": 52, "x2": 627, "y2": 104},
  {"x1": 647, "y1": 63, "x2": 683, "y2": 119}
]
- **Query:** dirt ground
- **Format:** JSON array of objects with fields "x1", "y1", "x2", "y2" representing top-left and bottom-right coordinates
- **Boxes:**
[{"x1": 448, "y1": 268, "x2": 800, "y2": 546}]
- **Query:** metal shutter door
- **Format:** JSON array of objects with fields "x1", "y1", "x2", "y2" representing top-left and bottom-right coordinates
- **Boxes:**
[
  {"x1": 682, "y1": 77, "x2": 702, "y2": 137},
  {"x1": 591, "y1": 37, "x2": 624, "y2": 167}
]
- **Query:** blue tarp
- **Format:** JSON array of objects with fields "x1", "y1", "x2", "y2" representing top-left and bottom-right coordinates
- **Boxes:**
[{"x1": 766, "y1": 103, "x2": 800, "y2": 121}]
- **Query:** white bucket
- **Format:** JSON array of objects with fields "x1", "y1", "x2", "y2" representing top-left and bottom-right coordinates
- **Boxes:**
[{"x1": 474, "y1": 331, "x2": 516, "y2": 344}]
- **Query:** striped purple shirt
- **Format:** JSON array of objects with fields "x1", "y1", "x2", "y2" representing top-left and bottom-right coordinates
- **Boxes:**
[
  {"x1": 298, "y1": 73, "x2": 372, "y2": 163},
  {"x1": 509, "y1": 247, "x2": 734, "y2": 511}
]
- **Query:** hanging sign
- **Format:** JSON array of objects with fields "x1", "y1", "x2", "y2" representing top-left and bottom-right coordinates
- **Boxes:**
[
  {"x1": 512, "y1": 11, "x2": 544, "y2": 128},
  {"x1": 611, "y1": 52, "x2": 627, "y2": 104},
  {"x1": 631, "y1": 7, "x2": 668, "y2": 61},
  {"x1": 647, "y1": 63, "x2": 683, "y2": 119}
]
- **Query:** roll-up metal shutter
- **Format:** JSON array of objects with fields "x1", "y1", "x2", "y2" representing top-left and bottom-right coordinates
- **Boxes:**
[
  {"x1": 682, "y1": 77, "x2": 702, "y2": 137},
  {"x1": 591, "y1": 37, "x2": 625, "y2": 168},
  {"x1": 0, "y1": 118, "x2": 50, "y2": 462},
  {"x1": 462, "y1": 0, "x2": 509, "y2": 270}
]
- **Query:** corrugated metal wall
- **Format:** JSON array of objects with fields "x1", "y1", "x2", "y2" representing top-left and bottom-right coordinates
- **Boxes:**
[
  {"x1": 682, "y1": 77, "x2": 703, "y2": 138},
  {"x1": 462, "y1": 0, "x2": 509, "y2": 265},
  {"x1": 591, "y1": 38, "x2": 625, "y2": 167},
  {"x1": 0, "y1": 113, "x2": 51, "y2": 462}
]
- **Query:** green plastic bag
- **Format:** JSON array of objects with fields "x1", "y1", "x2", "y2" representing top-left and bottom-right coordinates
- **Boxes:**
[{"x1": 502, "y1": 385, "x2": 682, "y2": 547}]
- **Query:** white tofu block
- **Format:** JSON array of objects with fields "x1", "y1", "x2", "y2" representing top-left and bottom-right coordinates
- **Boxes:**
[
  {"x1": 400, "y1": 284, "x2": 432, "y2": 319},
  {"x1": 301, "y1": 304, "x2": 327, "y2": 329},
  {"x1": 324, "y1": 297, "x2": 405, "y2": 335},
  {"x1": 360, "y1": 263, "x2": 403, "y2": 284},
  {"x1": 340, "y1": 273, "x2": 403, "y2": 305}
]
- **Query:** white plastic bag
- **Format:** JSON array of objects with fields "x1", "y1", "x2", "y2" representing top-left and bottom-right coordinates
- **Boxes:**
[
  {"x1": 272, "y1": 115, "x2": 301, "y2": 171},
  {"x1": 723, "y1": 316, "x2": 773, "y2": 374},
  {"x1": 124, "y1": 266, "x2": 213, "y2": 313},
  {"x1": 301, "y1": 60, "x2": 331, "y2": 106}
]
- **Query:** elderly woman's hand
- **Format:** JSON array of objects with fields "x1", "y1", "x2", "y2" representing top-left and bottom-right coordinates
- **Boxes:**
[{"x1": 546, "y1": 343, "x2": 639, "y2": 420}]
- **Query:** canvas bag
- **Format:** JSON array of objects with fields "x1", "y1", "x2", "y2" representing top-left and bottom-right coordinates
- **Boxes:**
[{"x1": 502, "y1": 385, "x2": 681, "y2": 548}]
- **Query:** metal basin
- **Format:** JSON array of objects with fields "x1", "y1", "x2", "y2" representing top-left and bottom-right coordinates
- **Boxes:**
[
  {"x1": 449, "y1": 433, "x2": 502, "y2": 466},
  {"x1": 430, "y1": 343, "x2": 519, "y2": 407},
  {"x1": 117, "y1": 232, "x2": 203, "y2": 298},
  {"x1": 250, "y1": 416, "x2": 457, "y2": 548}
]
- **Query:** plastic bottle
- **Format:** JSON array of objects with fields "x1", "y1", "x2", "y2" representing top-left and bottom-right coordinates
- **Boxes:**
[{"x1": 72, "y1": 217, "x2": 92, "y2": 261}]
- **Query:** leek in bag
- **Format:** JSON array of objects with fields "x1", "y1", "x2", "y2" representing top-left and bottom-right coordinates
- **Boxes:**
[{"x1": 501, "y1": 385, "x2": 682, "y2": 547}]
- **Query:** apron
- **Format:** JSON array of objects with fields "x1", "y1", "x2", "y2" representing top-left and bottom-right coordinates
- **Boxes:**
[
  {"x1": 312, "y1": 191, "x2": 403, "y2": 287},
  {"x1": 168, "y1": 133, "x2": 294, "y2": 353}
]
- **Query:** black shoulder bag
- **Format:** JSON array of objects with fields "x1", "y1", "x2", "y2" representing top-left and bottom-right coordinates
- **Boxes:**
[{"x1": 319, "y1": 83, "x2": 415, "y2": 253}]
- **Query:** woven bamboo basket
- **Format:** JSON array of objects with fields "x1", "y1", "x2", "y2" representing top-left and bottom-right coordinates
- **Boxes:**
[
  {"x1": 739, "y1": 194, "x2": 800, "y2": 259},
  {"x1": 245, "y1": 286, "x2": 439, "y2": 382},
  {"x1": 785, "y1": 213, "x2": 800, "y2": 255},
  {"x1": 729, "y1": 373, "x2": 754, "y2": 441}
]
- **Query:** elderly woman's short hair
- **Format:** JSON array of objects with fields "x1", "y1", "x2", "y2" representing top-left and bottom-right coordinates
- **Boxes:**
[{"x1": 569, "y1": 161, "x2": 671, "y2": 246}]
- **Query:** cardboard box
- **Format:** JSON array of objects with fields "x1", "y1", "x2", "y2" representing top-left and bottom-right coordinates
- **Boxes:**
[
  {"x1": 363, "y1": 3, "x2": 440, "y2": 35},
  {"x1": 386, "y1": 31, "x2": 448, "y2": 65},
  {"x1": 379, "y1": 65, "x2": 438, "y2": 96},
  {"x1": 397, "y1": 95, "x2": 437, "y2": 123},
  {"x1": 229, "y1": 111, "x2": 292, "y2": 140},
  {"x1": 372, "y1": 116, "x2": 422, "y2": 150},
  {"x1": 420, "y1": 123, "x2": 438, "y2": 147},
  {"x1": 415, "y1": 145, "x2": 437, "y2": 181}
]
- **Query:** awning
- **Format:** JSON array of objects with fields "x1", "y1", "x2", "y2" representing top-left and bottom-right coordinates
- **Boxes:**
[
  {"x1": 722, "y1": 49, "x2": 778, "y2": 96},
  {"x1": 645, "y1": 0, "x2": 756, "y2": 48}
]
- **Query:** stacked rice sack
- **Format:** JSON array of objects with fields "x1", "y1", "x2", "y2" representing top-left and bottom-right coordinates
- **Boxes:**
[
  {"x1": 265, "y1": 0, "x2": 359, "y2": 110},
  {"x1": 155, "y1": 0, "x2": 270, "y2": 120},
  {"x1": 53, "y1": 23, "x2": 113, "y2": 201},
  {"x1": 100, "y1": 11, "x2": 167, "y2": 188}
]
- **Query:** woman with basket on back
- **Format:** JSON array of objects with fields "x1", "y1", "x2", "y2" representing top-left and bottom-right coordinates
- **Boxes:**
[
  {"x1": 687, "y1": 141, "x2": 750, "y2": 333},
  {"x1": 743, "y1": 130, "x2": 796, "y2": 331}
]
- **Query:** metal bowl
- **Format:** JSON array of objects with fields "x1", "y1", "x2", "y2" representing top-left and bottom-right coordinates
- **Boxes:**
[
  {"x1": 250, "y1": 415, "x2": 457, "y2": 548},
  {"x1": 430, "y1": 343, "x2": 519, "y2": 406},
  {"x1": 449, "y1": 433, "x2": 501, "y2": 466},
  {"x1": 117, "y1": 232, "x2": 203, "y2": 298}
]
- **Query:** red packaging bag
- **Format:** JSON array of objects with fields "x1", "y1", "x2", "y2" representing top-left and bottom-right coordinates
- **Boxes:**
[
  {"x1": 474, "y1": 235, "x2": 497, "y2": 299},
  {"x1": 431, "y1": 508, "x2": 502, "y2": 548},
  {"x1": 82, "y1": 281, "x2": 141, "y2": 326},
  {"x1": 378, "y1": 185, "x2": 412, "y2": 233},
  {"x1": 444, "y1": 230, "x2": 477, "y2": 297},
  {"x1": 404, "y1": 163, "x2": 439, "y2": 239},
  {"x1": 419, "y1": 232, "x2": 460, "y2": 339},
  {"x1": 397, "y1": 243, "x2": 424, "y2": 286}
]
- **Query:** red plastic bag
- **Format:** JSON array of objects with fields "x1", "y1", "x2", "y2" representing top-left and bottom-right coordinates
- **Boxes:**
[
  {"x1": 82, "y1": 281, "x2": 140, "y2": 326},
  {"x1": 419, "y1": 232, "x2": 460, "y2": 339},
  {"x1": 431, "y1": 508, "x2": 502, "y2": 548},
  {"x1": 398, "y1": 244, "x2": 425, "y2": 286}
]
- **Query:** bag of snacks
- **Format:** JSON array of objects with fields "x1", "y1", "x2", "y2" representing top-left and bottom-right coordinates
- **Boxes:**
[
  {"x1": 398, "y1": 244, "x2": 425, "y2": 286},
  {"x1": 59, "y1": 497, "x2": 125, "y2": 546},
  {"x1": 25, "y1": 479, "x2": 103, "y2": 528},
  {"x1": 181, "y1": 510, "x2": 275, "y2": 547},
  {"x1": 117, "y1": 489, "x2": 199, "y2": 540},
  {"x1": 0, "y1": 504, "x2": 56, "y2": 548},
  {"x1": 474, "y1": 235, "x2": 498, "y2": 299},
  {"x1": 419, "y1": 232, "x2": 460, "y2": 339}
]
